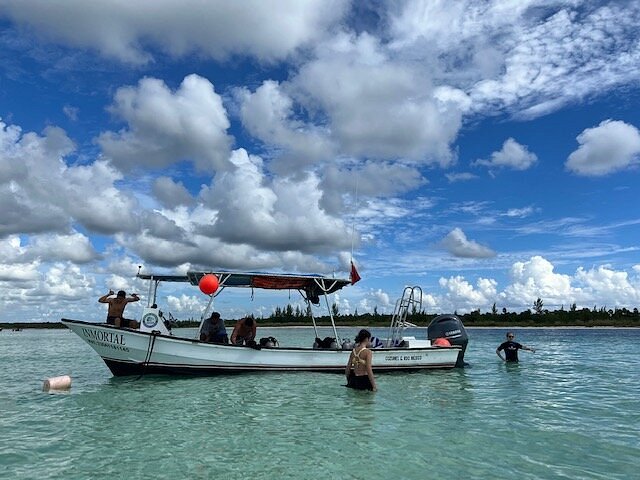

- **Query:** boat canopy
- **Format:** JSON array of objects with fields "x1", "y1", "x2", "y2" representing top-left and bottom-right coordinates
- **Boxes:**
[{"x1": 137, "y1": 270, "x2": 351, "y2": 304}]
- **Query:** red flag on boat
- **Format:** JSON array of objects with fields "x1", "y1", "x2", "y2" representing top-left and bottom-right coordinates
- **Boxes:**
[{"x1": 350, "y1": 261, "x2": 361, "y2": 284}]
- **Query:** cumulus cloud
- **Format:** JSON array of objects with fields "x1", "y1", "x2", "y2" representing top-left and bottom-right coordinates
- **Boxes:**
[
  {"x1": 0, "y1": 237, "x2": 40, "y2": 282},
  {"x1": 98, "y1": 75, "x2": 232, "y2": 172},
  {"x1": 503, "y1": 255, "x2": 573, "y2": 306},
  {"x1": 139, "y1": 211, "x2": 192, "y2": 244},
  {"x1": 440, "y1": 228, "x2": 495, "y2": 258},
  {"x1": 152, "y1": 177, "x2": 194, "y2": 208},
  {"x1": 474, "y1": 138, "x2": 537, "y2": 170},
  {"x1": 0, "y1": 120, "x2": 139, "y2": 237},
  {"x1": 438, "y1": 275, "x2": 498, "y2": 311},
  {"x1": 293, "y1": 32, "x2": 470, "y2": 165},
  {"x1": 0, "y1": 0, "x2": 348, "y2": 63},
  {"x1": 566, "y1": 120, "x2": 640, "y2": 176},
  {"x1": 200, "y1": 149, "x2": 352, "y2": 253},
  {"x1": 41, "y1": 263, "x2": 95, "y2": 299},
  {"x1": 237, "y1": 80, "x2": 335, "y2": 171},
  {"x1": 167, "y1": 294, "x2": 206, "y2": 317},
  {"x1": 357, "y1": 288, "x2": 393, "y2": 314},
  {"x1": 29, "y1": 233, "x2": 99, "y2": 263},
  {"x1": 420, "y1": 257, "x2": 640, "y2": 313},
  {"x1": 319, "y1": 161, "x2": 425, "y2": 213},
  {"x1": 574, "y1": 264, "x2": 640, "y2": 306},
  {"x1": 119, "y1": 163, "x2": 347, "y2": 272}
]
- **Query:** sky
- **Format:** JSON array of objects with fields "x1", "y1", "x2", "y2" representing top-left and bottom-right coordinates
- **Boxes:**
[{"x1": 1, "y1": 0, "x2": 639, "y2": 324}]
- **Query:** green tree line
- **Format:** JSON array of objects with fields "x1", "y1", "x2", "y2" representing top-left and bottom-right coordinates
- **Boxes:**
[{"x1": 4, "y1": 298, "x2": 639, "y2": 329}]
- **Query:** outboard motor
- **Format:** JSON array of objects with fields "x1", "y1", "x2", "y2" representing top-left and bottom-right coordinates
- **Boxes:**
[{"x1": 427, "y1": 314, "x2": 469, "y2": 367}]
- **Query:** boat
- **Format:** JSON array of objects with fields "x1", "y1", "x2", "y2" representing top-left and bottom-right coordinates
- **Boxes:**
[{"x1": 62, "y1": 270, "x2": 468, "y2": 377}]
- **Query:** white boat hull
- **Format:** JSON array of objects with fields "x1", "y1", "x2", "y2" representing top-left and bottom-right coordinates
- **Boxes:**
[{"x1": 62, "y1": 319, "x2": 462, "y2": 376}]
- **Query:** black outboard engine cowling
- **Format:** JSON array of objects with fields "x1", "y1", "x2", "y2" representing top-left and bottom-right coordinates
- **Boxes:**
[{"x1": 427, "y1": 314, "x2": 469, "y2": 367}]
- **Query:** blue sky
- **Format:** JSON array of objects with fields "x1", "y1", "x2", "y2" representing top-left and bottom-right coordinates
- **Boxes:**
[{"x1": 1, "y1": 0, "x2": 639, "y2": 323}]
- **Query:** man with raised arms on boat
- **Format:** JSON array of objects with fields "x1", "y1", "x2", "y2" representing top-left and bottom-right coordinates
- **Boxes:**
[{"x1": 98, "y1": 290, "x2": 140, "y2": 329}]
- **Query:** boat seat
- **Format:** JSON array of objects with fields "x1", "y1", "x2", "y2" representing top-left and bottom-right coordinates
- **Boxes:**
[{"x1": 313, "y1": 337, "x2": 337, "y2": 349}]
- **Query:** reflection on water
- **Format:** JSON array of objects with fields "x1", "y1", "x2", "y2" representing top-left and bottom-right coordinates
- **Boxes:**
[{"x1": 0, "y1": 327, "x2": 638, "y2": 479}]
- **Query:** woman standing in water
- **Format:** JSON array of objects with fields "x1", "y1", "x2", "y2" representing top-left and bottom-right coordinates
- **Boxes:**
[{"x1": 345, "y1": 329, "x2": 377, "y2": 391}]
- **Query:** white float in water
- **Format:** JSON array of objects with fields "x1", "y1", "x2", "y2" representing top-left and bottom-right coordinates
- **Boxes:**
[{"x1": 43, "y1": 375, "x2": 72, "y2": 391}]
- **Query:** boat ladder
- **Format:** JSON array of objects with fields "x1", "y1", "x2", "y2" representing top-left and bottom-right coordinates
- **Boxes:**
[{"x1": 387, "y1": 286, "x2": 422, "y2": 347}]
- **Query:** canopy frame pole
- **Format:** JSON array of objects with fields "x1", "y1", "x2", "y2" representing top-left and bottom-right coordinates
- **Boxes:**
[
  {"x1": 316, "y1": 278, "x2": 340, "y2": 345},
  {"x1": 146, "y1": 277, "x2": 154, "y2": 308},
  {"x1": 308, "y1": 297, "x2": 319, "y2": 339},
  {"x1": 197, "y1": 273, "x2": 230, "y2": 339}
]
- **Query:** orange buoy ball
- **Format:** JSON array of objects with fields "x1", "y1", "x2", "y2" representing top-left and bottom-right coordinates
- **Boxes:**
[
  {"x1": 199, "y1": 274, "x2": 219, "y2": 295},
  {"x1": 432, "y1": 337, "x2": 451, "y2": 347}
]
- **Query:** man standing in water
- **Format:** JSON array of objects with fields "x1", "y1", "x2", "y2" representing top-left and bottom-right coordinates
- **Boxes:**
[
  {"x1": 98, "y1": 290, "x2": 140, "y2": 328},
  {"x1": 496, "y1": 332, "x2": 535, "y2": 362}
]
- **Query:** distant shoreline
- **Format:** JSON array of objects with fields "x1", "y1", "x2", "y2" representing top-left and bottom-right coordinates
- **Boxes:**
[{"x1": 2, "y1": 321, "x2": 639, "y2": 330}]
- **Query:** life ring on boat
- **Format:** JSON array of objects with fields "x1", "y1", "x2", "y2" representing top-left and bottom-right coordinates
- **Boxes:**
[{"x1": 142, "y1": 312, "x2": 159, "y2": 328}]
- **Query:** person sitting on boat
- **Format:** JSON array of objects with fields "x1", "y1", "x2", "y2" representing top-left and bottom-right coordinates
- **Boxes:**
[
  {"x1": 98, "y1": 290, "x2": 140, "y2": 328},
  {"x1": 345, "y1": 329, "x2": 377, "y2": 392},
  {"x1": 230, "y1": 317, "x2": 256, "y2": 346},
  {"x1": 496, "y1": 332, "x2": 535, "y2": 362},
  {"x1": 200, "y1": 312, "x2": 228, "y2": 344}
]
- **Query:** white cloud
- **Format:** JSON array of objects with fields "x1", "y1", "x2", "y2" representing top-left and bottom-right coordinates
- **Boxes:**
[
  {"x1": 62, "y1": 105, "x2": 78, "y2": 121},
  {"x1": 30, "y1": 233, "x2": 99, "y2": 263},
  {"x1": 98, "y1": 75, "x2": 232, "y2": 172},
  {"x1": 0, "y1": 120, "x2": 140, "y2": 236},
  {"x1": 445, "y1": 172, "x2": 477, "y2": 183},
  {"x1": 237, "y1": 81, "x2": 335, "y2": 171},
  {"x1": 104, "y1": 256, "x2": 143, "y2": 278},
  {"x1": 474, "y1": 138, "x2": 537, "y2": 170},
  {"x1": 372, "y1": 289, "x2": 392, "y2": 308},
  {"x1": 420, "y1": 257, "x2": 640, "y2": 313},
  {"x1": 467, "y1": 3, "x2": 640, "y2": 117},
  {"x1": 388, "y1": 1, "x2": 640, "y2": 119},
  {"x1": 358, "y1": 288, "x2": 393, "y2": 313},
  {"x1": 566, "y1": 120, "x2": 640, "y2": 176},
  {"x1": 0, "y1": 0, "x2": 348, "y2": 63},
  {"x1": 503, "y1": 255, "x2": 573, "y2": 306},
  {"x1": 293, "y1": 32, "x2": 470, "y2": 165},
  {"x1": 440, "y1": 228, "x2": 496, "y2": 258},
  {"x1": 166, "y1": 294, "x2": 206, "y2": 317},
  {"x1": 501, "y1": 206, "x2": 535, "y2": 218},
  {"x1": 200, "y1": 149, "x2": 352, "y2": 254},
  {"x1": 574, "y1": 265, "x2": 640, "y2": 306},
  {"x1": 0, "y1": 238, "x2": 40, "y2": 283},
  {"x1": 319, "y1": 161, "x2": 425, "y2": 213},
  {"x1": 152, "y1": 177, "x2": 194, "y2": 208},
  {"x1": 40, "y1": 263, "x2": 95, "y2": 300},
  {"x1": 438, "y1": 275, "x2": 498, "y2": 312}
]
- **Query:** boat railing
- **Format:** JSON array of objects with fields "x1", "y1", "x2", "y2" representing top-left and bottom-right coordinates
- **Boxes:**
[{"x1": 387, "y1": 286, "x2": 422, "y2": 347}]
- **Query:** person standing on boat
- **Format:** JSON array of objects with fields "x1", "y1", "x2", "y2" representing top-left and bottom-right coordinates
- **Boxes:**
[
  {"x1": 200, "y1": 312, "x2": 228, "y2": 344},
  {"x1": 345, "y1": 329, "x2": 377, "y2": 392},
  {"x1": 98, "y1": 290, "x2": 140, "y2": 328},
  {"x1": 496, "y1": 332, "x2": 535, "y2": 362},
  {"x1": 230, "y1": 317, "x2": 256, "y2": 345}
]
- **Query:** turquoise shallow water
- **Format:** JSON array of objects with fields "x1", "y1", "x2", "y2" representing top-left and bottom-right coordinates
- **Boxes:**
[{"x1": 1, "y1": 326, "x2": 639, "y2": 479}]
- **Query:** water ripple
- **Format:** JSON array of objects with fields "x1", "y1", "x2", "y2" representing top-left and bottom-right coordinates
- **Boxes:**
[{"x1": 1, "y1": 327, "x2": 638, "y2": 479}]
